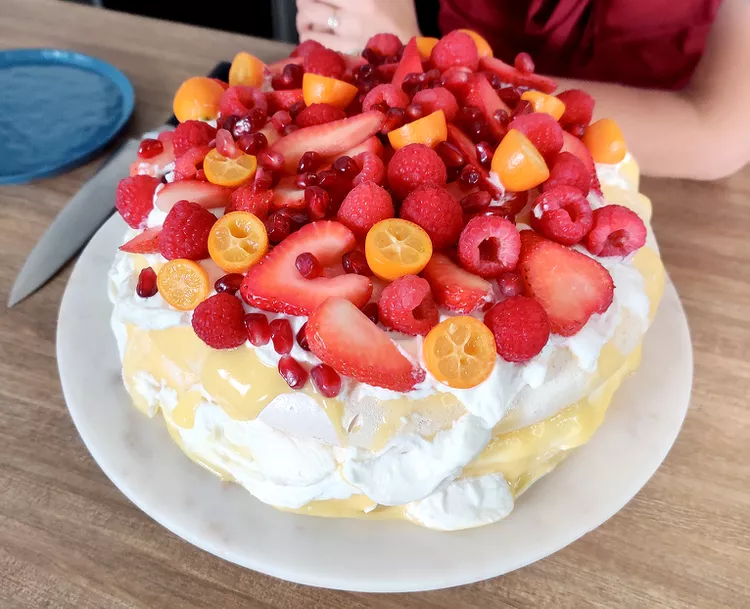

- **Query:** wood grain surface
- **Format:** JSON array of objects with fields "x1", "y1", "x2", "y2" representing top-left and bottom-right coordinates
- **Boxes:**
[{"x1": 1, "y1": 1, "x2": 748, "y2": 607}]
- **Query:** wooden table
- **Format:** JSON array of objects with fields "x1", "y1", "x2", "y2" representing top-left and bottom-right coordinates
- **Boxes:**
[{"x1": 1, "y1": 1, "x2": 748, "y2": 607}]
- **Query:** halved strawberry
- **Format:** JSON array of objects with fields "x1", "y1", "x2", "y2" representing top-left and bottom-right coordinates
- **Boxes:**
[
  {"x1": 154, "y1": 180, "x2": 233, "y2": 213},
  {"x1": 265, "y1": 56, "x2": 304, "y2": 75},
  {"x1": 266, "y1": 89, "x2": 304, "y2": 113},
  {"x1": 560, "y1": 131, "x2": 602, "y2": 195},
  {"x1": 129, "y1": 132, "x2": 175, "y2": 178},
  {"x1": 392, "y1": 37, "x2": 423, "y2": 91},
  {"x1": 270, "y1": 111, "x2": 386, "y2": 172},
  {"x1": 271, "y1": 177, "x2": 306, "y2": 210},
  {"x1": 119, "y1": 226, "x2": 162, "y2": 254},
  {"x1": 421, "y1": 252, "x2": 493, "y2": 314},
  {"x1": 479, "y1": 56, "x2": 557, "y2": 94},
  {"x1": 306, "y1": 297, "x2": 426, "y2": 391},
  {"x1": 463, "y1": 73, "x2": 511, "y2": 141},
  {"x1": 518, "y1": 231, "x2": 614, "y2": 336},
  {"x1": 240, "y1": 221, "x2": 372, "y2": 315}
]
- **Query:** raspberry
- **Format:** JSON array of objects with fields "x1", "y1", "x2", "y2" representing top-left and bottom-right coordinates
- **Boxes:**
[
  {"x1": 365, "y1": 33, "x2": 403, "y2": 58},
  {"x1": 173, "y1": 145, "x2": 210, "y2": 180},
  {"x1": 337, "y1": 182, "x2": 394, "y2": 238},
  {"x1": 291, "y1": 40, "x2": 325, "y2": 58},
  {"x1": 508, "y1": 113, "x2": 563, "y2": 161},
  {"x1": 191, "y1": 292, "x2": 247, "y2": 350},
  {"x1": 304, "y1": 47, "x2": 346, "y2": 79},
  {"x1": 378, "y1": 275, "x2": 439, "y2": 336},
  {"x1": 115, "y1": 175, "x2": 160, "y2": 228},
  {"x1": 542, "y1": 152, "x2": 591, "y2": 195},
  {"x1": 400, "y1": 184, "x2": 462, "y2": 249},
  {"x1": 158, "y1": 200, "x2": 216, "y2": 260},
  {"x1": 556, "y1": 89, "x2": 595, "y2": 127},
  {"x1": 352, "y1": 151, "x2": 385, "y2": 186},
  {"x1": 458, "y1": 215, "x2": 521, "y2": 278},
  {"x1": 226, "y1": 186, "x2": 272, "y2": 218},
  {"x1": 219, "y1": 86, "x2": 267, "y2": 118},
  {"x1": 585, "y1": 205, "x2": 647, "y2": 257},
  {"x1": 530, "y1": 186, "x2": 593, "y2": 246},
  {"x1": 294, "y1": 103, "x2": 346, "y2": 128},
  {"x1": 411, "y1": 87, "x2": 459, "y2": 122},
  {"x1": 362, "y1": 84, "x2": 409, "y2": 112},
  {"x1": 172, "y1": 121, "x2": 217, "y2": 158},
  {"x1": 430, "y1": 30, "x2": 480, "y2": 72},
  {"x1": 484, "y1": 296, "x2": 551, "y2": 362},
  {"x1": 387, "y1": 144, "x2": 447, "y2": 201}
]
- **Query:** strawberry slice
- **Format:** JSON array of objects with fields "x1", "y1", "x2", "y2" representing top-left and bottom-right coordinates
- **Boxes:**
[
  {"x1": 479, "y1": 56, "x2": 558, "y2": 94},
  {"x1": 560, "y1": 131, "x2": 602, "y2": 194},
  {"x1": 518, "y1": 231, "x2": 614, "y2": 336},
  {"x1": 154, "y1": 180, "x2": 233, "y2": 213},
  {"x1": 446, "y1": 124, "x2": 490, "y2": 180},
  {"x1": 306, "y1": 297, "x2": 426, "y2": 391},
  {"x1": 266, "y1": 88, "x2": 304, "y2": 113},
  {"x1": 269, "y1": 111, "x2": 386, "y2": 173},
  {"x1": 392, "y1": 37, "x2": 423, "y2": 91},
  {"x1": 337, "y1": 135, "x2": 384, "y2": 159},
  {"x1": 421, "y1": 252, "x2": 493, "y2": 314},
  {"x1": 129, "y1": 132, "x2": 175, "y2": 178},
  {"x1": 463, "y1": 73, "x2": 511, "y2": 141},
  {"x1": 271, "y1": 177, "x2": 306, "y2": 210},
  {"x1": 240, "y1": 221, "x2": 372, "y2": 315},
  {"x1": 119, "y1": 226, "x2": 162, "y2": 254}
]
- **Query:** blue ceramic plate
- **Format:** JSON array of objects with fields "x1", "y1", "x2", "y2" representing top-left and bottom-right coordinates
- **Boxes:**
[{"x1": 0, "y1": 49, "x2": 135, "y2": 184}]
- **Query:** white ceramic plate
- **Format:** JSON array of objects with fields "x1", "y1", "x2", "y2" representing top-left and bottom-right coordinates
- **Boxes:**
[{"x1": 57, "y1": 215, "x2": 693, "y2": 593}]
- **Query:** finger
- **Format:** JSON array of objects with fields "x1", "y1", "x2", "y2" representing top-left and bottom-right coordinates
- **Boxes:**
[
  {"x1": 296, "y1": 1, "x2": 346, "y2": 32},
  {"x1": 300, "y1": 31, "x2": 362, "y2": 54},
  {"x1": 298, "y1": 0, "x2": 358, "y2": 10}
]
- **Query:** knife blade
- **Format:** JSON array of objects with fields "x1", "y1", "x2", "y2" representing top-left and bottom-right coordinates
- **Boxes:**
[{"x1": 8, "y1": 61, "x2": 231, "y2": 307}]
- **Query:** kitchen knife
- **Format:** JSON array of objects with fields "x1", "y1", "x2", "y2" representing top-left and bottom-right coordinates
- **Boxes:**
[{"x1": 8, "y1": 61, "x2": 231, "y2": 308}]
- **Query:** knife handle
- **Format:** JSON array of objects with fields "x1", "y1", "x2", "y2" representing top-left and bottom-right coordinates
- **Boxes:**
[{"x1": 166, "y1": 61, "x2": 232, "y2": 127}]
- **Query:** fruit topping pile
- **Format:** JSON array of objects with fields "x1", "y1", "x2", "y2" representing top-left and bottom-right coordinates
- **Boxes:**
[{"x1": 118, "y1": 31, "x2": 647, "y2": 397}]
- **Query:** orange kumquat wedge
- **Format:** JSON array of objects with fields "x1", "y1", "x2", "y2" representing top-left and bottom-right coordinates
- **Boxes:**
[
  {"x1": 203, "y1": 149, "x2": 257, "y2": 187},
  {"x1": 491, "y1": 129, "x2": 550, "y2": 191},
  {"x1": 229, "y1": 52, "x2": 265, "y2": 87},
  {"x1": 302, "y1": 73, "x2": 358, "y2": 110},
  {"x1": 416, "y1": 37, "x2": 439, "y2": 61},
  {"x1": 520, "y1": 91, "x2": 566, "y2": 121},
  {"x1": 365, "y1": 219, "x2": 433, "y2": 281},
  {"x1": 172, "y1": 76, "x2": 225, "y2": 123},
  {"x1": 458, "y1": 29, "x2": 493, "y2": 58},
  {"x1": 156, "y1": 259, "x2": 210, "y2": 310},
  {"x1": 388, "y1": 110, "x2": 447, "y2": 150},
  {"x1": 208, "y1": 212, "x2": 269, "y2": 273},
  {"x1": 582, "y1": 118, "x2": 627, "y2": 164}
]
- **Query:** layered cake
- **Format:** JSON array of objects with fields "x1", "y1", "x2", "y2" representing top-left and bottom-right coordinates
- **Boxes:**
[{"x1": 109, "y1": 31, "x2": 665, "y2": 530}]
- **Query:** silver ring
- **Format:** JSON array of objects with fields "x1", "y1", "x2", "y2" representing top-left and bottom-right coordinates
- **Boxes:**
[{"x1": 327, "y1": 10, "x2": 340, "y2": 30}]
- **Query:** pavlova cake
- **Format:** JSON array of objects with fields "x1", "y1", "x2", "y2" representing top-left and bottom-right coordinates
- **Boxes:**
[{"x1": 109, "y1": 30, "x2": 664, "y2": 531}]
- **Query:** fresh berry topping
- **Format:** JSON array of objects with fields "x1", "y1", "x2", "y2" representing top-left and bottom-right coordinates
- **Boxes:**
[
  {"x1": 119, "y1": 226, "x2": 162, "y2": 254},
  {"x1": 304, "y1": 47, "x2": 346, "y2": 79},
  {"x1": 392, "y1": 37, "x2": 423, "y2": 91},
  {"x1": 226, "y1": 186, "x2": 272, "y2": 218},
  {"x1": 365, "y1": 33, "x2": 403, "y2": 59},
  {"x1": 172, "y1": 121, "x2": 217, "y2": 158},
  {"x1": 362, "y1": 84, "x2": 410, "y2": 112},
  {"x1": 305, "y1": 186, "x2": 330, "y2": 220},
  {"x1": 431, "y1": 30, "x2": 479, "y2": 72},
  {"x1": 136, "y1": 267, "x2": 158, "y2": 298},
  {"x1": 458, "y1": 215, "x2": 520, "y2": 278},
  {"x1": 514, "y1": 52, "x2": 535, "y2": 74},
  {"x1": 542, "y1": 152, "x2": 591, "y2": 195},
  {"x1": 436, "y1": 140, "x2": 466, "y2": 168},
  {"x1": 241, "y1": 221, "x2": 372, "y2": 315},
  {"x1": 219, "y1": 85, "x2": 267, "y2": 117},
  {"x1": 214, "y1": 273, "x2": 244, "y2": 295},
  {"x1": 154, "y1": 180, "x2": 232, "y2": 213},
  {"x1": 173, "y1": 145, "x2": 211, "y2": 180},
  {"x1": 362, "y1": 302, "x2": 379, "y2": 324},
  {"x1": 306, "y1": 297, "x2": 425, "y2": 391},
  {"x1": 333, "y1": 155, "x2": 359, "y2": 179},
  {"x1": 310, "y1": 363, "x2": 343, "y2": 398},
  {"x1": 421, "y1": 252, "x2": 493, "y2": 314},
  {"x1": 399, "y1": 184, "x2": 462, "y2": 249},
  {"x1": 337, "y1": 182, "x2": 395, "y2": 238},
  {"x1": 559, "y1": 131, "x2": 600, "y2": 194},
  {"x1": 130, "y1": 131, "x2": 176, "y2": 177},
  {"x1": 244, "y1": 313, "x2": 271, "y2": 346},
  {"x1": 342, "y1": 250, "x2": 371, "y2": 275},
  {"x1": 530, "y1": 186, "x2": 593, "y2": 246},
  {"x1": 498, "y1": 272, "x2": 522, "y2": 298},
  {"x1": 507, "y1": 113, "x2": 564, "y2": 161},
  {"x1": 115, "y1": 175, "x2": 161, "y2": 229},
  {"x1": 138, "y1": 138, "x2": 164, "y2": 159},
  {"x1": 460, "y1": 73, "x2": 510, "y2": 141},
  {"x1": 191, "y1": 292, "x2": 247, "y2": 349},
  {"x1": 585, "y1": 205, "x2": 647, "y2": 257},
  {"x1": 291, "y1": 39, "x2": 325, "y2": 58},
  {"x1": 386, "y1": 143, "x2": 447, "y2": 201},
  {"x1": 270, "y1": 318, "x2": 294, "y2": 354},
  {"x1": 266, "y1": 89, "x2": 305, "y2": 114},
  {"x1": 294, "y1": 103, "x2": 347, "y2": 128},
  {"x1": 278, "y1": 355, "x2": 308, "y2": 389},
  {"x1": 479, "y1": 56, "x2": 557, "y2": 94},
  {"x1": 377, "y1": 274, "x2": 439, "y2": 336},
  {"x1": 158, "y1": 200, "x2": 216, "y2": 261},
  {"x1": 352, "y1": 151, "x2": 385, "y2": 186},
  {"x1": 295, "y1": 252, "x2": 323, "y2": 278},
  {"x1": 484, "y1": 295, "x2": 550, "y2": 362},
  {"x1": 556, "y1": 89, "x2": 595, "y2": 127},
  {"x1": 411, "y1": 87, "x2": 459, "y2": 122},
  {"x1": 518, "y1": 231, "x2": 614, "y2": 336}
]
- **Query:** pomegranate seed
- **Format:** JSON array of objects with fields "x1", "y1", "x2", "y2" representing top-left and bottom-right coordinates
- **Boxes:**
[
  {"x1": 499, "y1": 272, "x2": 522, "y2": 297},
  {"x1": 265, "y1": 212, "x2": 292, "y2": 243},
  {"x1": 423, "y1": 68, "x2": 441, "y2": 85},
  {"x1": 296, "y1": 322, "x2": 310, "y2": 351},
  {"x1": 316, "y1": 168, "x2": 341, "y2": 191},
  {"x1": 342, "y1": 250, "x2": 371, "y2": 276},
  {"x1": 296, "y1": 172, "x2": 319, "y2": 188},
  {"x1": 488, "y1": 74, "x2": 504, "y2": 92},
  {"x1": 362, "y1": 302, "x2": 379, "y2": 324},
  {"x1": 513, "y1": 100, "x2": 533, "y2": 117},
  {"x1": 245, "y1": 313, "x2": 271, "y2": 346},
  {"x1": 440, "y1": 68, "x2": 470, "y2": 90},
  {"x1": 446, "y1": 166, "x2": 461, "y2": 183},
  {"x1": 310, "y1": 364, "x2": 342, "y2": 398},
  {"x1": 381, "y1": 107, "x2": 405, "y2": 134},
  {"x1": 137, "y1": 138, "x2": 163, "y2": 159},
  {"x1": 436, "y1": 141, "x2": 466, "y2": 168},
  {"x1": 271, "y1": 71, "x2": 296, "y2": 91},
  {"x1": 401, "y1": 73, "x2": 426, "y2": 97},
  {"x1": 278, "y1": 355, "x2": 308, "y2": 389},
  {"x1": 271, "y1": 110, "x2": 292, "y2": 130},
  {"x1": 216, "y1": 129, "x2": 239, "y2": 158},
  {"x1": 237, "y1": 131, "x2": 268, "y2": 155},
  {"x1": 258, "y1": 149, "x2": 284, "y2": 171},
  {"x1": 297, "y1": 150, "x2": 322, "y2": 173},
  {"x1": 283, "y1": 63, "x2": 304, "y2": 88},
  {"x1": 333, "y1": 155, "x2": 359, "y2": 180},
  {"x1": 493, "y1": 108, "x2": 510, "y2": 126},
  {"x1": 514, "y1": 52, "x2": 535, "y2": 74},
  {"x1": 467, "y1": 119, "x2": 491, "y2": 143},
  {"x1": 305, "y1": 186, "x2": 329, "y2": 220},
  {"x1": 278, "y1": 208, "x2": 309, "y2": 230},
  {"x1": 195, "y1": 168, "x2": 207, "y2": 181},
  {"x1": 214, "y1": 273, "x2": 244, "y2": 294},
  {"x1": 371, "y1": 101, "x2": 389, "y2": 114},
  {"x1": 457, "y1": 106, "x2": 482, "y2": 124},
  {"x1": 459, "y1": 165, "x2": 481, "y2": 187},
  {"x1": 500, "y1": 190, "x2": 529, "y2": 215},
  {"x1": 289, "y1": 101, "x2": 306, "y2": 119},
  {"x1": 295, "y1": 252, "x2": 322, "y2": 279},
  {"x1": 567, "y1": 123, "x2": 586, "y2": 138},
  {"x1": 254, "y1": 166, "x2": 277, "y2": 190},
  {"x1": 475, "y1": 141, "x2": 493, "y2": 168},
  {"x1": 405, "y1": 103, "x2": 423, "y2": 121},
  {"x1": 219, "y1": 115, "x2": 241, "y2": 133},
  {"x1": 282, "y1": 124, "x2": 299, "y2": 136},
  {"x1": 496, "y1": 87, "x2": 521, "y2": 108},
  {"x1": 355, "y1": 63, "x2": 376, "y2": 85},
  {"x1": 136, "y1": 267, "x2": 158, "y2": 298},
  {"x1": 270, "y1": 318, "x2": 294, "y2": 354},
  {"x1": 460, "y1": 190, "x2": 492, "y2": 213},
  {"x1": 362, "y1": 47, "x2": 383, "y2": 66}
]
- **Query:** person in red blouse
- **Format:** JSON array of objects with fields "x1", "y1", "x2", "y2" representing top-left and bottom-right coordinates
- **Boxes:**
[{"x1": 296, "y1": 0, "x2": 750, "y2": 179}]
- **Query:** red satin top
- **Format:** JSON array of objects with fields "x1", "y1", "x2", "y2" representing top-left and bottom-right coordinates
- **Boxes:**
[{"x1": 438, "y1": 0, "x2": 723, "y2": 89}]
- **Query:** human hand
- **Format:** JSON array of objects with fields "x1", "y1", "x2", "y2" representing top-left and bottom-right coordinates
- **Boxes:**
[{"x1": 296, "y1": 0, "x2": 421, "y2": 54}]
